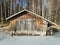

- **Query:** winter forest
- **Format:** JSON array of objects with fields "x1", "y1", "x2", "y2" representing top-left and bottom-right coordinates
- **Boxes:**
[{"x1": 0, "y1": 0, "x2": 60, "y2": 25}]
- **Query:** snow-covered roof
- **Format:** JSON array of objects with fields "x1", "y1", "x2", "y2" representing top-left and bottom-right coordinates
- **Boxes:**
[{"x1": 6, "y1": 9, "x2": 58, "y2": 26}]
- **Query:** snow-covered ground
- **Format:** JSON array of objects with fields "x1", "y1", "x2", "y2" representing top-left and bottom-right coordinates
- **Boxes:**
[{"x1": 0, "y1": 32, "x2": 60, "y2": 45}]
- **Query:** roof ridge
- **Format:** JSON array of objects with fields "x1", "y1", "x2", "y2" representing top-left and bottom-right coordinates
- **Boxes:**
[{"x1": 6, "y1": 9, "x2": 59, "y2": 26}]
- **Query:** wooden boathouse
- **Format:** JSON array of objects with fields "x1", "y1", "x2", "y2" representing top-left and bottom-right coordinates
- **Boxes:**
[{"x1": 4, "y1": 9, "x2": 58, "y2": 36}]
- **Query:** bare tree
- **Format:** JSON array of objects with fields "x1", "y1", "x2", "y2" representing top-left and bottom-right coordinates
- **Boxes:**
[
  {"x1": 42, "y1": 0, "x2": 44, "y2": 17},
  {"x1": 0, "y1": 0, "x2": 1, "y2": 23},
  {"x1": 48, "y1": 0, "x2": 58, "y2": 23},
  {"x1": 1, "y1": 0, "x2": 4, "y2": 24},
  {"x1": 33, "y1": 0, "x2": 38, "y2": 14}
]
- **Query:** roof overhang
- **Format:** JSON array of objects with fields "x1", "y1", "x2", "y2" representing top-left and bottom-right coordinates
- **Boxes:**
[
  {"x1": 6, "y1": 9, "x2": 59, "y2": 26},
  {"x1": 6, "y1": 9, "x2": 27, "y2": 20}
]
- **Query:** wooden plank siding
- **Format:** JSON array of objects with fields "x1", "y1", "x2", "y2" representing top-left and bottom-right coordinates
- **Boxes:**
[{"x1": 9, "y1": 11, "x2": 47, "y2": 31}]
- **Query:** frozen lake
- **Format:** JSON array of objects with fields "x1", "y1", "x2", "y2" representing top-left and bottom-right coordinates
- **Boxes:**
[{"x1": 0, "y1": 33, "x2": 60, "y2": 45}]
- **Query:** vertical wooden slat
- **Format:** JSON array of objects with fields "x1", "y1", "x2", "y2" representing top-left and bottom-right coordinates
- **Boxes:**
[
  {"x1": 26, "y1": 19, "x2": 32, "y2": 30},
  {"x1": 16, "y1": 18, "x2": 21, "y2": 31},
  {"x1": 25, "y1": 19, "x2": 35, "y2": 31},
  {"x1": 31, "y1": 19, "x2": 35, "y2": 30},
  {"x1": 20, "y1": 19, "x2": 25, "y2": 30}
]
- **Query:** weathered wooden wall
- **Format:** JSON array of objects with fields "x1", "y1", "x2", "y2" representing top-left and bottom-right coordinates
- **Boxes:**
[{"x1": 9, "y1": 12, "x2": 47, "y2": 31}]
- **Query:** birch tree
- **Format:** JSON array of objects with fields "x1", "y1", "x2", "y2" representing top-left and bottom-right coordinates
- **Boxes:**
[
  {"x1": 10, "y1": 0, "x2": 12, "y2": 15},
  {"x1": 18, "y1": 0, "x2": 21, "y2": 11},
  {"x1": 57, "y1": 0, "x2": 60, "y2": 24},
  {"x1": 0, "y1": 0, "x2": 1, "y2": 23},
  {"x1": 32, "y1": 0, "x2": 34, "y2": 12},
  {"x1": 7, "y1": 0, "x2": 11, "y2": 17},
  {"x1": 1, "y1": 0, "x2": 4, "y2": 24},
  {"x1": 42, "y1": 0, "x2": 44, "y2": 17},
  {"x1": 16, "y1": 3, "x2": 20, "y2": 13},
  {"x1": 0, "y1": 5, "x2": 1, "y2": 23},
  {"x1": 14, "y1": 0, "x2": 16, "y2": 14},
  {"x1": 33, "y1": 0, "x2": 38, "y2": 14},
  {"x1": 37, "y1": 0, "x2": 42, "y2": 15},
  {"x1": 48, "y1": 0, "x2": 58, "y2": 23},
  {"x1": 12, "y1": 0, "x2": 14, "y2": 15}
]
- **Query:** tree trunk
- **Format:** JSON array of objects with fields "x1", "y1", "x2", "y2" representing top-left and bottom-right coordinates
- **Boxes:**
[
  {"x1": 48, "y1": 0, "x2": 58, "y2": 22},
  {"x1": 42, "y1": 0, "x2": 45, "y2": 17}
]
